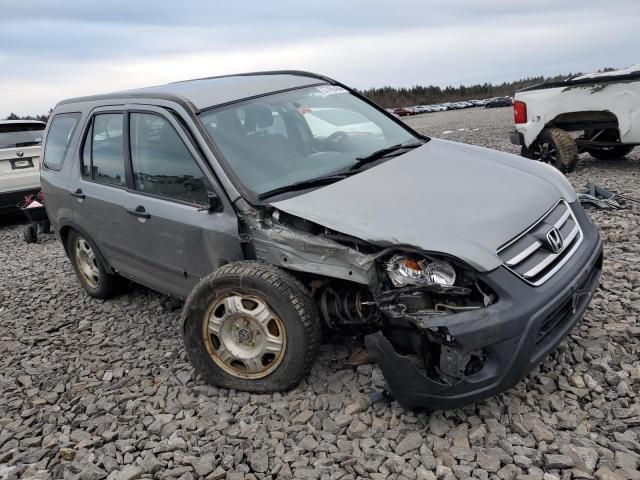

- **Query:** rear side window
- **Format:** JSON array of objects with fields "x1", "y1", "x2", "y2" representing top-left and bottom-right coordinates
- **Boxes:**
[
  {"x1": 82, "y1": 113, "x2": 126, "y2": 187},
  {"x1": 129, "y1": 113, "x2": 211, "y2": 205},
  {"x1": 43, "y1": 113, "x2": 81, "y2": 170}
]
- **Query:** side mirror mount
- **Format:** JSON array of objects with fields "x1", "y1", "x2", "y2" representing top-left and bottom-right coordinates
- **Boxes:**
[{"x1": 207, "y1": 191, "x2": 222, "y2": 213}]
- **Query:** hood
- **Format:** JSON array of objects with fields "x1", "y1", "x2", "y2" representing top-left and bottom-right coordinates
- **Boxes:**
[{"x1": 271, "y1": 139, "x2": 576, "y2": 272}]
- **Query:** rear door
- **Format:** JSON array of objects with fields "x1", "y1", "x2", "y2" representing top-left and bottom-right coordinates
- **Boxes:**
[
  {"x1": 40, "y1": 113, "x2": 82, "y2": 226},
  {"x1": 120, "y1": 107, "x2": 242, "y2": 298},
  {"x1": 69, "y1": 109, "x2": 136, "y2": 273}
]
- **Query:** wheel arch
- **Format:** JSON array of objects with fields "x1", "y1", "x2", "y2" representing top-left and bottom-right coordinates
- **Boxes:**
[
  {"x1": 545, "y1": 110, "x2": 619, "y2": 132},
  {"x1": 58, "y1": 220, "x2": 116, "y2": 275},
  {"x1": 522, "y1": 109, "x2": 621, "y2": 148}
]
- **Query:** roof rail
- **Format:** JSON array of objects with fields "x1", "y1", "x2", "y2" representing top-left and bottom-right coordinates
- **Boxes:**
[{"x1": 170, "y1": 70, "x2": 338, "y2": 86}]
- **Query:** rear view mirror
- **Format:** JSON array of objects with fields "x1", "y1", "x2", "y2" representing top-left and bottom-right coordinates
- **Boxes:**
[{"x1": 207, "y1": 191, "x2": 222, "y2": 212}]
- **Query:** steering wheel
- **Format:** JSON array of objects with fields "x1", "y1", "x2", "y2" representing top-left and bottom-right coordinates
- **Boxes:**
[{"x1": 324, "y1": 130, "x2": 350, "y2": 147}]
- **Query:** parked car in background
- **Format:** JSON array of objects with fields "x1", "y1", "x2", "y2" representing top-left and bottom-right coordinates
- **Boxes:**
[
  {"x1": 0, "y1": 120, "x2": 46, "y2": 212},
  {"x1": 485, "y1": 97, "x2": 513, "y2": 108},
  {"x1": 41, "y1": 70, "x2": 602, "y2": 410},
  {"x1": 392, "y1": 107, "x2": 412, "y2": 117},
  {"x1": 510, "y1": 64, "x2": 640, "y2": 172},
  {"x1": 302, "y1": 107, "x2": 382, "y2": 138}
]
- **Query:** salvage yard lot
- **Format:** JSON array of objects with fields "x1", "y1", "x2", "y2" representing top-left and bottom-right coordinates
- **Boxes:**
[{"x1": 1, "y1": 107, "x2": 639, "y2": 479}]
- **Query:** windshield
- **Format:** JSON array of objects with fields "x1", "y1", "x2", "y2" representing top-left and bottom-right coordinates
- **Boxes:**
[
  {"x1": 199, "y1": 85, "x2": 419, "y2": 197},
  {"x1": 0, "y1": 123, "x2": 45, "y2": 149}
]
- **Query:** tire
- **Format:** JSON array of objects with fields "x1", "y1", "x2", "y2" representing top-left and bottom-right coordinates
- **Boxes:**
[
  {"x1": 524, "y1": 128, "x2": 578, "y2": 173},
  {"x1": 586, "y1": 145, "x2": 634, "y2": 161},
  {"x1": 67, "y1": 230, "x2": 122, "y2": 299},
  {"x1": 182, "y1": 261, "x2": 321, "y2": 392},
  {"x1": 23, "y1": 225, "x2": 37, "y2": 244}
]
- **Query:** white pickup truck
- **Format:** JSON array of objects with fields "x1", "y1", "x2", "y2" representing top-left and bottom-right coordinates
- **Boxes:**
[{"x1": 510, "y1": 64, "x2": 640, "y2": 172}]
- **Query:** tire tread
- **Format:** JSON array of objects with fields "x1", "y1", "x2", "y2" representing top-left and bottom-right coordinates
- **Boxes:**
[{"x1": 546, "y1": 128, "x2": 578, "y2": 173}]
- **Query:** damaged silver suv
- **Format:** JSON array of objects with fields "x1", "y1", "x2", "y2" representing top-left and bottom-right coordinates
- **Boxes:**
[{"x1": 41, "y1": 71, "x2": 603, "y2": 409}]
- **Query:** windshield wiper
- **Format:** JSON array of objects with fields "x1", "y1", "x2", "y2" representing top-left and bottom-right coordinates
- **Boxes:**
[
  {"x1": 351, "y1": 142, "x2": 423, "y2": 170},
  {"x1": 258, "y1": 174, "x2": 350, "y2": 200}
]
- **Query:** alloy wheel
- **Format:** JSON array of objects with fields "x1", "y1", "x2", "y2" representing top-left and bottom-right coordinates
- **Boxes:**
[{"x1": 75, "y1": 238, "x2": 100, "y2": 289}]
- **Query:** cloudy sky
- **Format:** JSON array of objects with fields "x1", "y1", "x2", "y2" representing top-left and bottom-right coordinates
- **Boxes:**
[{"x1": 1, "y1": 0, "x2": 639, "y2": 117}]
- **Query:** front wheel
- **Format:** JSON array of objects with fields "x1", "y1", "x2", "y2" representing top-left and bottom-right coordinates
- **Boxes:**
[
  {"x1": 182, "y1": 262, "x2": 320, "y2": 392},
  {"x1": 523, "y1": 128, "x2": 578, "y2": 173},
  {"x1": 586, "y1": 145, "x2": 634, "y2": 161}
]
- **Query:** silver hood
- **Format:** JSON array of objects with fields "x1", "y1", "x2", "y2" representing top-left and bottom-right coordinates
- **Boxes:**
[{"x1": 271, "y1": 139, "x2": 577, "y2": 271}]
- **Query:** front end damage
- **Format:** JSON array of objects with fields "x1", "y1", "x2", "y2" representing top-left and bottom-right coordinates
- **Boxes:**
[{"x1": 239, "y1": 203, "x2": 603, "y2": 409}]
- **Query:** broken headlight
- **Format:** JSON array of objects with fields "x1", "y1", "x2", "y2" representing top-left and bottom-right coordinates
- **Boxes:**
[{"x1": 386, "y1": 254, "x2": 456, "y2": 288}]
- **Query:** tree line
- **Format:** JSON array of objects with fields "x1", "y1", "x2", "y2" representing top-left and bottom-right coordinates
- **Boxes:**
[
  {"x1": 357, "y1": 73, "x2": 580, "y2": 108},
  {"x1": 3, "y1": 110, "x2": 52, "y2": 123}
]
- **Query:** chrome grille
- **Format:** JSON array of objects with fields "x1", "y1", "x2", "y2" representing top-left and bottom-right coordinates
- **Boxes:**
[{"x1": 497, "y1": 201, "x2": 583, "y2": 286}]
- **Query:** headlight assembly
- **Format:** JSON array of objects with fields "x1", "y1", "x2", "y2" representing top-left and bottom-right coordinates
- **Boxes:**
[{"x1": 386, "y1": 254, "x2": 456, "y2": 288}]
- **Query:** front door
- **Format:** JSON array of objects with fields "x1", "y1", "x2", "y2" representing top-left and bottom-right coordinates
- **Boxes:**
[{"x1": 120, "y1": 108, "x2": 242, "y2": 298}]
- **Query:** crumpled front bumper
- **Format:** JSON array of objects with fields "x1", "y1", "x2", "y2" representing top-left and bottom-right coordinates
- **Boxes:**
[{"x1": 366, "y1": 207, "x2": 603, "y2": 410}]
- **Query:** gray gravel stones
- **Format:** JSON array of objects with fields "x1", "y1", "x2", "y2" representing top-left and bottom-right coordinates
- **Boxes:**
[
  {"x1": 1, "y1": 107, "x2": 639, "y2": 479},
  {"x1": 395, "y1": 432, "x2": 423, "y2": 455}
]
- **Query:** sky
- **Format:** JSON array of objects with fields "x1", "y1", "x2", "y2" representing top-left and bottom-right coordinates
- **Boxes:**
[{"x1": 1, "y1": 0, "x2": 639, "y2": 117}]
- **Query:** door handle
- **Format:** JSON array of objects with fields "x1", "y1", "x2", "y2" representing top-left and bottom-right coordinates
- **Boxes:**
[
  {"x1": 126, "y1": 206, "x2": 151, "y2": 219},
  {"x1": 70, "y1": 189, "x2": 85, "y2": 199}
]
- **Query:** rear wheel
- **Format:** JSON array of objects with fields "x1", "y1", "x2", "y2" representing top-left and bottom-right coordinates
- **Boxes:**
[
  {"x1": 586, "y1": 145, "x2": 634, "y2": 160},
  {"x1": 182, "y1": 261, "x2": 320, "y2": 392},
  {"x1": 67, "y1": 230, "x2": 122, "y2": 299},
  {"x1": 523, "y1": 128, "x2": 578, "y2": 173}
]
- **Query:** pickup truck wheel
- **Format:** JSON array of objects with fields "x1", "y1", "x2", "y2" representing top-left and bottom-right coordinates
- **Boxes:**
[
  {"x1": 526, "y1": 128, "x2": 578, "y2": 173},
  {"x1": 182, "y1": 261, "x2": 320, "y2": 392},
  {"x1": 67, "y1": 230, "x2": 122, "y2": 299},
  {"x1": 586, "y1": 145, "x2": 634, "y2": 160}
]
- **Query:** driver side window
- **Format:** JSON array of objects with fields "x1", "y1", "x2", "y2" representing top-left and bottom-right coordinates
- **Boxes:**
[{"x1": 129, "y1": 113, "x2": 212, "y2": 205}]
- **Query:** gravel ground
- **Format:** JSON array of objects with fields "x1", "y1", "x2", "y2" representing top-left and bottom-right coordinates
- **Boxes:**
[{"x1": 1, "y1": 107, "x2": 639, "y2": 480}]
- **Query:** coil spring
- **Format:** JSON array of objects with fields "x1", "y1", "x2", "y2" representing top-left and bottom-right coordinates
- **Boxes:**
[{"x1": 319, "y1": 287, "x2": 380, "y2": 328}]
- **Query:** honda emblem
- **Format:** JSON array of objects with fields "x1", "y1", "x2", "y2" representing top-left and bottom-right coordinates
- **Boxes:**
[{"x1": 545, "y1": 227, "x2": 563, "y2": 254}]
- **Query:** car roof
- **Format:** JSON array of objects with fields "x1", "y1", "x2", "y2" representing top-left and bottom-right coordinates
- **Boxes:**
[
  {"x1": 0, "y1": 120, "x2": 46, "y2": 126},
  {"x1": 57, "y1": 71, "x2": 332, "y2": 113}
]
